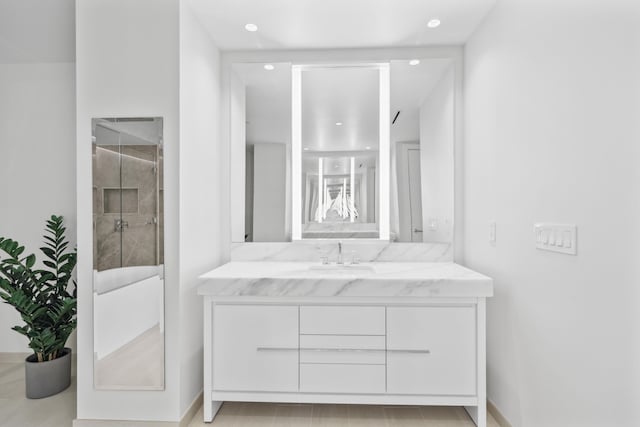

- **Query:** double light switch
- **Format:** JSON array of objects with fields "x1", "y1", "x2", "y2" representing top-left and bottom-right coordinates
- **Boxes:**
[{"x1": 534, "y1": 223, "x2": 577, "y2": 255}]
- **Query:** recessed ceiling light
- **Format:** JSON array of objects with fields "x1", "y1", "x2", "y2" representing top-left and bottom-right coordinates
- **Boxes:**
[
  {"x1": 427, "y1": 19, "x2": 441, "y2": 28},
  {"x1": 365, "y1": 146, "x2": 371, "y2": 150},
  {"x1": 303, "y1": 147, "x2": 309, "y2": 151},
  {"x1": 264, "y1": 64, "x2": 274, "y2": 71},
  {"x1": 245, "y1": 23, "x2": 258, "y2": 32},
  {"x1": 335, "y1": 122, "x2": 343, "y2": 126},
  {"x1": 409, "y1": 59, "x2": 420, "y2": 66}
]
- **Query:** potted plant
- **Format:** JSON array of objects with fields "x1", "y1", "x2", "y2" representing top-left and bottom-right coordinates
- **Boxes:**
[{"x1": 0, "y1": 215, "x2": 77, "y2": 399}]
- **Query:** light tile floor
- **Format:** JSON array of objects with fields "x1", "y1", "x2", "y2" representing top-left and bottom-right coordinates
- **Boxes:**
[
  {"x1": 0, "y1": 359, "x2": 502, "y2": 427},
  {"x1": 0, "y1": 360, "x2": 77, "y2": 427},
  {"x1": 187, "y1": 402, "x2": 503, "y2": 427}
]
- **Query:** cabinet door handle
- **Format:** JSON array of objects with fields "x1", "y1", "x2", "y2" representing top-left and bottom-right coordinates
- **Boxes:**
[
  {"x1": 256, "y1": 347, "x2": 298, "y2": 352},
  {"x1": 257, "y1": 347, "x2": 431, "y2": 354}
]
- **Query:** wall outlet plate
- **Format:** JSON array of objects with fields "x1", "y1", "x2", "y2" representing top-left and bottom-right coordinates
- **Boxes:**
[{"x1": 534, "y1": 223, "x2": 577, "y2": 255}]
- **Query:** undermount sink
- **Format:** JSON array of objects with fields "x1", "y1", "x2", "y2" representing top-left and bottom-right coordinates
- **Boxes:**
[{"x1": 308, "y1": 264, "x2": 375, "y2": 274}]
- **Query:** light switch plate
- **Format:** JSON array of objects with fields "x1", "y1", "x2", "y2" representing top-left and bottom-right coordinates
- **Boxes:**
[{"x1": 534, "y1": 223, "x2": 577, "y2": 255}]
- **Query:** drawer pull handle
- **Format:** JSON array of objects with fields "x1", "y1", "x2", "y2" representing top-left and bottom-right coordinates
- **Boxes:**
[
  {"x1": 388, "y1": 349, "x2": 431, "y2": 354},
  {"x1": 300, "y1": 348, "x2": 384, "y2": 353},
  {"x1": 258, "y1": 347, "x2": 384, "y2": 352}
]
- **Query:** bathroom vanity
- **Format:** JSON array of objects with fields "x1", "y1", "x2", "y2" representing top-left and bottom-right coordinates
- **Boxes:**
[{"x1": 198, "y1": 261, "x2": 493, "y2": 426}]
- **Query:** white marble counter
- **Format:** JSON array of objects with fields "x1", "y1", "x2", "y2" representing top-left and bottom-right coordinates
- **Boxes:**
[{"x1": 198, "y1": 262, "x2": 493, "y2": 298}]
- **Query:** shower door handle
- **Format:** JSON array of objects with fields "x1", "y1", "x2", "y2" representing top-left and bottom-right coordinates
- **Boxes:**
[{"x1": 114, "y1": 219, "x2": 129, "y2": 232}]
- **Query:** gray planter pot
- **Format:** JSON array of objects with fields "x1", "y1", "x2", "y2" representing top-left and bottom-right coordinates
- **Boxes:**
[{"x1": 25, "y1": 348, "x2": 72, "y2": 399}]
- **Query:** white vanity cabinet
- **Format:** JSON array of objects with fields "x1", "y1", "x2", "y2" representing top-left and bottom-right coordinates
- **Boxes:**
[
  {"x1": 199, "y1": 261, "x2": 492, "y2": 427},
  {"x1": 204, "y1": 299, "x2": 487, "y2": 427}
]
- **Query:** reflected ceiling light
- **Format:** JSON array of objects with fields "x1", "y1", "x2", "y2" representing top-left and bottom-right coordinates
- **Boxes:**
[
  {"x1": 244, "y1": 23, "x2": 258, "y2": 32},
  {"x1": 335, "y1": 122, "x2": 343, "y2": 126},
  {"x1": 303, "y1": 147, "x2": 309, "y2": 151},
  {"x1": 264, "y1": 64, "x2": 274, "y2": 71},
  {"x1": 409, "y1": 59, "x2": 420, "y2": 66},
  {"x1": 427, "y1": 19, "x2": 441, "y2": 28},
  {"x1": 366, "y1": 146, "x2": 371, "y2": 150}
]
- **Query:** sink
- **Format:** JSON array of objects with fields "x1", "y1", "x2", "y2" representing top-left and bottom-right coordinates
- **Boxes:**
[{"x1": 308, "y1": 264, "x2": 375, "y2": 274}]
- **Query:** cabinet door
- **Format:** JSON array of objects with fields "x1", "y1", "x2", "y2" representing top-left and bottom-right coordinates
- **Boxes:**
[
  {"x1": 213, "y1": 305, "x2": 298, "y2": 392},
  {"x1": 387, "y1": 306, "x2": 476, "y2": 395}
]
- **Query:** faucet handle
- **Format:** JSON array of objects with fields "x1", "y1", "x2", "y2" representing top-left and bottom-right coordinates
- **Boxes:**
[
  {"x1": 351, "y1": 252, "x2": 360, "y2": 265},
  {"x1": 320, "y1": 256, "x2": 329, "y2": 265}
]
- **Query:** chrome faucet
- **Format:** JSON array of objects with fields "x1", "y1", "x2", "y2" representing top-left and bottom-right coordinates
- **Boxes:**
[{"x1": 337, "y1": 241, "x2": 343, "y2": 264}]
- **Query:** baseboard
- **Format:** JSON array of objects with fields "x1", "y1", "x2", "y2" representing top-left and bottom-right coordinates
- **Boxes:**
[
  {"x1": 487, "y1": 399, "x2": 513, "y2": 427},
  {"x1": 73, "y1": 392, "x2": 203, "y2": 427},
  {"x1": 74, "y1": 421, "x2": 178, "y2": 427},
  {"x1": 0, "y1": 352, "x2": 30, "y2": 363},
  {"x1": 180, "y1": 391, "x2": 203, "y2": 427}
]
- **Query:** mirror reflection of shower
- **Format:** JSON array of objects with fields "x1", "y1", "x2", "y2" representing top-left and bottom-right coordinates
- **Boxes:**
[{"x1": 91, "y1": 117, "x2": 165, "y2": 391}]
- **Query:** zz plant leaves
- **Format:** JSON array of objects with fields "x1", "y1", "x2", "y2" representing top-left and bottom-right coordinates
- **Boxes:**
[{"x1": 0, "y1": 215, "x2": 77, "y2": 362}]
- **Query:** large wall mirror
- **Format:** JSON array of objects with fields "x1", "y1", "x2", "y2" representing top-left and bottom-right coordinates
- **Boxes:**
[
  {"x1": 92, "y1": 117, "x2": 165, "y2": 390},
  {"x1": 230, "y1": 58, "x2": 455, "y2": 245}
]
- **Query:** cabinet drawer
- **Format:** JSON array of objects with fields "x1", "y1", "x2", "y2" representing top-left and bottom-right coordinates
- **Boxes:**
[
  {"x1": 300, "y1": 335, "x2": 385, "y2": 364},
  {"x1": 387, "y1": 306, "x2": 476, "y2": 395},
  {"x1": 300, "y1": 306, "x2": 385, "y2": 335},
  {"x1": 300, "y1": 364, "x2": 385, "y2": 393},
  {"x1": 213, "y1": 305, "x2": 298, "y2": 392}
]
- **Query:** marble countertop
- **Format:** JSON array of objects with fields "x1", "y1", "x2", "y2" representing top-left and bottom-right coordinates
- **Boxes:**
[{"x1": 198, "y1": 262, "x2": 493, "y2": 298}]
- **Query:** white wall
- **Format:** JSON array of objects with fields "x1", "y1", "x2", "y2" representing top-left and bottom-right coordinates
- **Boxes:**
[
  {"x1": 419, "y1": 65, "x2": 454, "y2": 243},
  {"x1": 0, "y1": 62, "x2": 76, "y2": 353},
  {"x1": 178, "y1": 1, "x2": 225, "y2": 417},
  {"x1": 464, "y1": 0, "x2": 640, "y2": 425},
  {"x1": 76, "y1": 0, "x2": 181, "y2": 421}
]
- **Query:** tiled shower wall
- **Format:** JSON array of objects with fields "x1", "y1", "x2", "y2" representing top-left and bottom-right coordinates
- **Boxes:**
[{"x1": 93, "y1": 144, "x2": 162, "y2": 271}]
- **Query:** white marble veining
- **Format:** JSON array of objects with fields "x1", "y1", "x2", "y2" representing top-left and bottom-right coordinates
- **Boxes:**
[
  {"x1": 230, "y1": 242, "x2": 453, "y2": 262},
  {"x1": 198, "y1": 262, "x2": 492, "y2": 298}
]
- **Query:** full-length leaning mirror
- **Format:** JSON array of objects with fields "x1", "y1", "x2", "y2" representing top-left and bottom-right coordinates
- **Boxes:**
[{"x1": 92, "y1": 117, "x2": 165, "y2": 390}]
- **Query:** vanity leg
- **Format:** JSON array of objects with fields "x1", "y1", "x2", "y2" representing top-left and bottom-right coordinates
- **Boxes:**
[
  {"x1": 205, "y1": 401, "x2": 223, "y2": 423},
  {"x1": 204, "y1": 298, "x2": 219, "y2": 422},
  {"x1": 465, "y1": 297, "x2": 487, "y2": 427}
]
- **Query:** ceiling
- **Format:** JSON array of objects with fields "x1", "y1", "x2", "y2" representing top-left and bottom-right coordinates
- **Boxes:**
[
  {"x1": 0, "y1": 0, "x2": 75, "y2": 63},
  {"x1": 187, "y1": 0, "x2": 497, "y2": 50},
  {"x1": 235, "y1": 59, "x2": 452, "y2": 152},
  {"x1": 0, "y1": 0, "x2": 496, "y2": 63}
]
